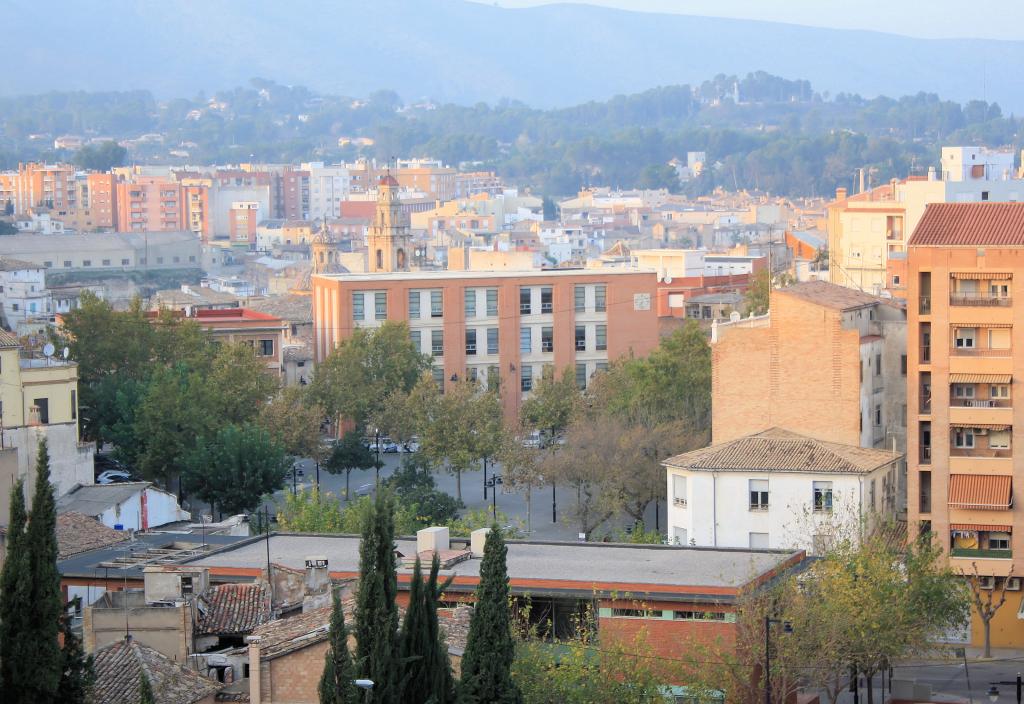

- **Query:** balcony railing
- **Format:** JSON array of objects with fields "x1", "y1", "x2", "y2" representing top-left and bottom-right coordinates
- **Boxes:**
[
  {"x1": 920, "y1": 394, "x2": 932, "y2": 413},
  {"x1": 950, "y1": 347, "x2": 1012, "y2": 357},
  {"x1": 920, "y1": 346, "x2": 931, "y2": 363},
  {"x1": 920, "y1": 446, "x2": 932, "y2": 464},
  {"x1": 950, "y1": 293, "x2": 1012, "y2": 307},
  {"x1": 920, "y1": 296, "x2": 931, "y2": 314},
  {"x1": 950, "y1": 547, "x2": 1012, "y2": 559},
  {"x1": 950, "y1": 398, "x2": 1012, "y2": 408},
  {"x1": 949, "y1": 447, "x2": 1012, "y2": 459}
]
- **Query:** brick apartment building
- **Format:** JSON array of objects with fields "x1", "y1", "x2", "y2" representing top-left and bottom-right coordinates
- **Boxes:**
[{"x1": 907, "y1": 202, "x2": 1024, "y2": 647}]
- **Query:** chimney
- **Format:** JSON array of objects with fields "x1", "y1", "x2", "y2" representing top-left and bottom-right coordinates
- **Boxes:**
[
  {"x1": 835, "y1": 187, "x2": 847, "y2": 202},
  {"x1": 927, "y1": 166, "x2": 937, "y2": 182},
  {"x1": 302, "y1": 556, "x2": 330, "y2": 612},
  {"x1": 417, "y1": 526, "x2": 450, "y2": 555},
  {"x1": 890, "y1": 178, "x2": 897, "y2": 199},
  {"x1": 858, "y1": 168, "x2": 866, "y2": 194},
  {"x1": 247, "y1": 636, "x2": 262, "y2": 704}
]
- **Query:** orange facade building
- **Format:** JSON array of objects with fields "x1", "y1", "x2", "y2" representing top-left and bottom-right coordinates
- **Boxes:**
[
  {"x1": 116, "y1": 177, "x2": 186, "y2": 232},
  {"x1": 907, "y1": 202, "x2": 1024, "y2": 647}
]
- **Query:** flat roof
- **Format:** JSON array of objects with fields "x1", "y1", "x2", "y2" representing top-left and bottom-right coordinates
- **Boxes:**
[
  {"x1": 58, "y1": 531, "x2": 248, "y2": 581},
  {"x1": 314, "y1": 268, "x2": 657, "y2": 283},
  {"x1": 187, "y1": 534, "x2": 801, "y2": 598}
]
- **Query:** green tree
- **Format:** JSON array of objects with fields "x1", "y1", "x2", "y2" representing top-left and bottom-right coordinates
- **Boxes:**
[
  {"x1": 354, "y1": 492, "x2": 402, "y2": 703},
  {"x1": 519, "y1": 367, "x2": 581, "y2": 447},
  {"x1": 459, "y1": 526, "x2": 521, "y2": 704},
  {"x1": 134, "y1": 364, "x2": 209, "y2": 485},
  {"x1": 319, "y1": 589, "x2": 360, "y2": 704},
  {"x1": 312, "y1": 321, "x2": 430, "y2": 431},
  {"x1": 203, "y1": 343, "x2": 279, "y2": 424},
  {"x1": 259, "y1": 386, "x2": 327, "y2": 462},
  {"x1": 184, "y1": 423, "x2": 289, "y2": 516},
  {"x1": 638, "y1": 162, "x2": 681, "y2": 192},
  {"x1": 385, "y1": 455, "x2": 463, "y2": 526},
  {"x1": 57, "y1": 597, "x2": 94, "y2": 703},
  {"x1": 277, "y1": 488, "x2": 348, "y2": 533},
  {"x1": 325, "y1": 430, "x2": 376, "y2": 501},
  {"x1": 401, "y1": 555, "x2": 456, "y2": 704},
  {"x1": 72, "y1": 140, "x2": 127, "y2": 171},
  {"x1": 0, "y1": 478, "x2": 28, "y2": 693}
]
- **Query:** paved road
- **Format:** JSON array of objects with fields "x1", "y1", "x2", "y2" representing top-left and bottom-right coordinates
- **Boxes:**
[
  {"x1": 272, "y1": 452, "x2": 667, "y2": 542},
  {"x1": 827, "y1": 655, "x2": 1024, "y2": 704}
]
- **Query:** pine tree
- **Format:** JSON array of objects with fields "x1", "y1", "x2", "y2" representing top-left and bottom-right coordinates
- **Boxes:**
[
  {"x1": 0, "y1": 478, "x2": 27, "y2": 692},
  {"x1": 319, "y1": 590, "x2": 359, "y2": 704},
  {"x1": 354, "y1": 491, "x2": 400, "y2": 703},
  {"x1": 459, "y1": 527, "x2": 521, "y2": 704},
  {"x1": 57, "y1": 597, "x2": 95, "y2": 703}
]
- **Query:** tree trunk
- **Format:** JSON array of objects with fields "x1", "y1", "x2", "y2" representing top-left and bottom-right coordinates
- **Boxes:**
[
  {"x1": 456, "y1": 469, "x2": 462, "y2": 501},
  {"x1": 865, "y1": 672, "x2": 874, "y2": 704},
  {"x1": 345, "y1": 469, "x2": 351, "y2": 502},
  {"x1": 984, "y1": 617, "x2": 992, "y2": 658},
  {"x1": 525, "y1": 485, "x2": 532, "y2": 534}
]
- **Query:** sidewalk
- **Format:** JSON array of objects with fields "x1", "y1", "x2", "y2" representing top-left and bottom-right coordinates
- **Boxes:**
[{"x1": 903, "y1": 646, "x2": 1024, "y2": 664}]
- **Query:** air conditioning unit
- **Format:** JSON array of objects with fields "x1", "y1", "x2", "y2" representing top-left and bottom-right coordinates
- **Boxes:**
[
  {"x1": 1006, "y1": 577, "x2": 1021, "y2": 591},
  {"x1": 980, "y1": 576, "x2": 996, "y2": 590}
]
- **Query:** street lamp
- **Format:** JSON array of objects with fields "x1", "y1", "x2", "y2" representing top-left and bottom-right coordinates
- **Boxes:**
[
  {"x1": 988, "y1": 674, "x2": 1023, "y2": 704},
  {"x1": 373, "y1": 428, "x2": 382, "y2": 484},
  {"x1": 485, "y1": 474, "x2": 503, "y2": 520},
  {"x1": 354, "y1": 679, "x2": 374, "y2": 703},
  {"x1": 764, "y1": 616, "x2": 793, "y2": 704}
]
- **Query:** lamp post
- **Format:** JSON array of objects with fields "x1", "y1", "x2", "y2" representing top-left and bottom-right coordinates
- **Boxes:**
[
  {"x1": 485, "y1": 474, "x2": 503, "y2": 521},
  {"x1": 374, "y1": 428, "x2": 382, "y2": 484},
  {"x1": 764, "y1": 616, "x2": 792, "y2": 704},
  {"x1": 988, "y1": 674, "x2": 1023, "y2": 704},
  {"x1": 483, "y1": 455, "x2": 489, "y2": 501},
  {"x1": 354, "y1": 678, "x2": 374, "y2": 703}
]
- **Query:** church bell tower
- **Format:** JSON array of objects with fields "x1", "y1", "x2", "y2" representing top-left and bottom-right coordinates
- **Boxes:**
[{"x1": 367, "y1": 172, "x2": 411, "y2": 272}]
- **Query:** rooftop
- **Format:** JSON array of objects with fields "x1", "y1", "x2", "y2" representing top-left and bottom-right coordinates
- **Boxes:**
[
  {"x1": 56, "y1": 511, "x2": 128, "y2": 559},
  {"x1": 90, "y1": 637, "x2": 222, "y2": 704},
  {"x1": 0, "y1": 256, "x2": 44, "y2": 271},
  {"x1": 237, "y1": 295, "x2": 312, "y2": 323},
  {"x1": 663, "y1": 428, "x2": 902, "y2": 475},
  {"x1": 0, "y1": 330, "x2": 19, "y2": 348},
  {"x1": 314, "y1": 267, "x2": 656, "y2": 283},
  {"x1": 776, "y1": 280, "x2": 883, "y2": 311},
  {"x1": 196, "y1": 582, "x2": 272, "y2": 636},
  {"x1": 57, "y1": 531, "x2": 246, "y2": 581},
  {"x1": 56, "y1": 482, "x2": 154, "y2": 517},
  {"x1": 908, "y1": 202, "x2": 1024, "y2": 247}
]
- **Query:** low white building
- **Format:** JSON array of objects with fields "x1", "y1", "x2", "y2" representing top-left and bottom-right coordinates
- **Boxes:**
[
  {"x1": 0, "y1": 257, "x2": 50, "y2": 332},
  {"x1": 57, "y1": 482, "x2": 190, "y2": 531},
  {"x1": 663, "y1": 428, "x2": 902, "y2": 553}
]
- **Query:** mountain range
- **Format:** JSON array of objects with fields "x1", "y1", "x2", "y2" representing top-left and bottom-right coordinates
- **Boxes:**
[{"x1": 8, "y1": 0, "x2": 1024, "y2": 111}]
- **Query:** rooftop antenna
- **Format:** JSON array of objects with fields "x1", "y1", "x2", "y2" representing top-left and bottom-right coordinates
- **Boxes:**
[{"x1": 42, "y1": 342, "x2": 54, "y2": 366}]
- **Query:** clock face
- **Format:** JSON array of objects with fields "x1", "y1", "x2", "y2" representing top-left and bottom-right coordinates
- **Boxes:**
[{"x1": 634, "y1": 293, "x2": 651, "y2": 311}]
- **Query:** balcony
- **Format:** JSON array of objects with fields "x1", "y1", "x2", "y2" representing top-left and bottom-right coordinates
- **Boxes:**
[
  {"x1": 920, "y1": 446, "x2": 932, "y2": 464},
  {"x1": 950, "y1": 346, "x2": 1011, "y2": 357},
  {"x1": 949, "y1": 447, "x2": 1012, "y2": 459},
  {"x1": 950, "y1": 292, "x2": 1012, "y2": 307},
  {"x1": 919, "y1": 296, "x2": 931, "y2": 314},
  {"x1": 951, "y1": 398, "x2": 1011, "y2": 408},
  {"x1": 950, "y1": 547, "x2": 1012, "y2": 559}
]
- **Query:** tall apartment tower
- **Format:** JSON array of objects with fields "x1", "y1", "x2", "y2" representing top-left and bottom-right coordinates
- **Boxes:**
[
  {"x1": 907, "y1": 202, "x2": 1024, "y2": 648},
  {"x1": 367, "y1": 174, "x2": 411, "y2": 273}
]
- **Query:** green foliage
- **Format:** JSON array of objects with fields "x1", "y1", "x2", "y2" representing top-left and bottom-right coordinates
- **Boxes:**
[
  {"x1": 459, "y1": 527, "x2": 521, "y2": 704},
  {"x1": 744, "y1": 269, "x2": 796, "y2": 316},
  {"x1": 0, "y1": 220, "x2": 16, "y2": 235},
  {"x1": 259, "y1": 386, "x2": 327, "y2": 461},
  {"x1": 184, "y1": 423, "x2": 289, "y2": 515},
  {"x1": 139, "y1": 672, "x2": 155, "y2": 704},
  {"x1": 601, "y1": 521, "x2": 664, "y2": 544},
  {"x1": 541, "y1": 196, "x2": 557, "y2": 221},
  {"x1": 354, "y1": 492, "x2": 402, "y2": 703},
  {"x1": 277, "y1": 488, "x2": 349, "y2": 533},
  {"x1": 638, "y1": 163, "x2": 681, "y2": 192},
  {"x1": 0, "y1": 478, "x2": 28, "y2": 694},
  {"x1": 446, "y1": 508, "x2": 522, "y2": 539},
  {"x1": 385, "y1": 456, "x2": 463, "y2": 526},
  {"x1": 324, "y1": 430, "x2": 376, "y2": 500},
  {"x1": 400, "y1": 556, "x2": 456, "y2": 704},
  {"x1": 57, "y1": 597, "x2": 95, "y2": 703},
  {"x1": 519, "y1": 367, "x2": 581, "y2": 443},
  {"x1": 72, "y1": 140, "x2": 127, "y2": 171},
  {"x1": 319, "y1": 590, "x2": 360, "y2": 704}
]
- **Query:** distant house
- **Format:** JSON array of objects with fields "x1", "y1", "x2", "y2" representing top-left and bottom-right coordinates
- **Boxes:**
[
  {"x1": 56, "y1": 482, "x2": 190, "y2": 531},
  {"x1": 89, "y1": 636, "x2": 221, "y2": 704}
]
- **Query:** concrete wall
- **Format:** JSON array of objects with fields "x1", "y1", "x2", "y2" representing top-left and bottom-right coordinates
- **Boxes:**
[{"x1": 84, "y1": 593, "x2": 192, "y2": 662}]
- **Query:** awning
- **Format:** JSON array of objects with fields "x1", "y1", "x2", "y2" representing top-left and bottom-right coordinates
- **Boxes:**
[
  {"x1": 949, "y1": 374, "x2": 1012, "y2": 384},
  {"x1": 949, "y1": 423, "x2": 1011, "y2": 430},
  {"x1": 951, "y1": 272, "x2": 1013, "y2": 280},
  {"x1": 948, "y1": 474, "x2": 1013, "y2": 510},
  {"x1": 950, "y1": 523, "x2": 1012, "y2": 532},
  {"x1": 950, "y1": 322, "x2": 1013, "y2": 328}
]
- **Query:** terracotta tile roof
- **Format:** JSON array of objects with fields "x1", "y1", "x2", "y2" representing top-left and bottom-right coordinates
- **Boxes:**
[
  {"x1": 0, "y1": 329, "x2": 20, "y2": 348},
  {"x1": 909, "y1": 202, "x2": 1024, "y2": 247},
  {"x1": 196, "y1": 582, "x2": 272, "y2": 636},
  {"x1": 663, "y1": 428, "x2": 901, "y2": 474},
  {"x1": 247, "y1": 605, "x2": 335, "y2": 660},
  {"x1": 56, "y1": 511, "x2": 128, "y2": 559},
  {"x1": 951, "y1": 523, "x2": 1012, "y2": 532},
  {"x1": 775, "y1": 281, "x2": 882, "y2": 311},
  {"x1": 948, "y1": 474, "x2": 1013, "y2": 510},
  {"x1": 89, "y1": 637, "x2": 221, "y2": 704}
]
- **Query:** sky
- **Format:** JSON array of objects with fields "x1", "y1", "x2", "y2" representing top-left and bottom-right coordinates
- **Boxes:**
[{"x1": 474, "y1": 0, "x2": 1024, "y2": 40}]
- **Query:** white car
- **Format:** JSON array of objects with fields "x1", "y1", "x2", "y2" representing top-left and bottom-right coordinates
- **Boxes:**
[{"x1": 97, "y1": 469, "x2": 132, "y2": 484}]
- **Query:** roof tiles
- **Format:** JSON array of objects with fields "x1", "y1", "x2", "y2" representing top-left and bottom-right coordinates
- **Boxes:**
[
  {"x1": 90, "y1": 637, "x2": 221, "y2": 704},
  {"x1": 776, "y1": 280, "x2": 883, "y2": 311},
  {"x1": 196, "y1": 582, "x2": 272, "y2": 636},
  {"x1": 909, "y1": 202, "x2": 1024, "y2": 247}
]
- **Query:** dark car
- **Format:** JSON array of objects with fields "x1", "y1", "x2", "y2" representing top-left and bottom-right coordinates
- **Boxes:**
[{"x1": 94, "y1": 454, "x2": 128, "y2": 478}]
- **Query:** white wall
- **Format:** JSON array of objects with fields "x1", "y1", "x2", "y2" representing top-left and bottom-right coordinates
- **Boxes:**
[{"x1": 96, "y1": 486, "x2": 190, "y2": 531}]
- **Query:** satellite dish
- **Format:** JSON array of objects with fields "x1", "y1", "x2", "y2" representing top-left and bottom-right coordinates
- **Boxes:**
[
  {"x1": 664, "y1": 275, "x2": 673, "y2": 284},
  {"x1": 42, "y1": 343, "x2": 55, "y2": 357},
  {"x1": 62, "y1": 347, "x2": 69, "y2": 359}
]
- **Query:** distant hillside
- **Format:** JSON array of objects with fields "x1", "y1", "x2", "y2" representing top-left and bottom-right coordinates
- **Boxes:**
[{"x1": 7, "y1": 0, "x2": 1024, "y2": 111}]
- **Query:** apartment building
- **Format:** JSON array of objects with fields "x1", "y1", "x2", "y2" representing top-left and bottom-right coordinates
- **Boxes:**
[
  {"x1": 828, "y1": 147, "x2": 1024, "y2": 295},
  {"x1": 115, "y1": 177, "x2": 186, "y2": 232},
  {"x1": 394, "y1": 158, "x2": 456, "y2": 201},
  {"x1": 907, "y1": 202, "x2": 1024, "y2": 647},
  {"x1": 0, "y1": 162, "x2": 76, "y2": 215}
]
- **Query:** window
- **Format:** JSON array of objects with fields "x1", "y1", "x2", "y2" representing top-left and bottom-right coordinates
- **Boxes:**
[
  {"x1": 954, "y1": 327, "x2": 976, "y2": 348},
  {"x1": 464, "y1": 289, "x2": 477, "y2": 318},
  {"x1": 990, "y1": 429, "x2": 1011, "y2": 449},
  {"x1": 487, "y1": 365, "x2": 500, "y2": 392},
  {"x1": 465, "y1": 329, "x2": 477, "y2": 356},
  {"x1": 595, "y1": 284, "x2": 607, "y2": 312},
  {"x1": 520, "y1": 364, "x2": 533, "y2": 392},
  {"x1": 575, "y1": 363, "x2": 587, "y2": 389},
  {"x1": 33, "y1": 398, "x2": 49, "y2": 425},
  {"x1": 374, "y1": 292, "x2": 387, "y2": 320},
  {"x1": 520, "y1": 326, "x2": 532, "y2": 354},
  {"x1": 43, "y1": 261, "x2": 52, "y2": 267},
  {"x1": 611, "y1": 608, "x2": 656, "y2": 619},
  {"x1": 487, "y1": 327, "x2": 499, "y2": 355},
  {"x1": 992, "y1": 384, "x2": 1010, "y2": 399},
  {"x1": 874, "y1": 353, "x2": 881, "y2": 375},
  {"x1": 409, "y1": 329, "x2": 421, "y2": 354},
  {"x1": 82, "y1": 260, "x2": 91, "y2": 267},
  {"x1": 901, "y1": 354, "x2": 907, "y2": 375},
  {"x1": 541, "y1": 287, "x2": 553, "y2": 313},
  {"x1": 352, "y1": 292, "x2": 365, "y2": 320},
  {"x1": 674, "y1": 610, "x2": 728, "y2": 622},
  {"x1": 954, "y1": 428, "x2": 975, "y2": 448},
  {"x1": 541, "y1": 326, "x2": 554, "y2": 353},
  {"x1": 595, "y1": 362, "x2": 608, "y2": 374},
  {"x1": 874, "y1": 404, "x2": 882, "y2": 427},
  {"x1": 575, "y1": 325, "x2": 586, "y2": 351},
  {"x1": 749, "y1": 532, "x2": 770, "y2": 549},
  {"x1": 102, "y1": 259, "x2": 110, "y2": 266},
  {"x1": 64, "y1": 261, "x2": 72, "y2": 268},
  {"x1": 982, "y1": 191, "x2": 990, "y2": 201},
  {"x1": 953, "y1": 384, "x2": 975, "y2": 399},
  {"x1": 989, "y1": 532, "x2": 1010, "y2": 550},
  {"x1": 892, "y1": 274, "x2": 902, "y2": 286},
  {"x1": 409, "y1": 290, "x2": 421, "y2": 319},
  {"x1": 431, "y1": 366, "x2": 445, "y2": 391},
  {"x1": 749, "y1": 479, "x2": 769, "y2": 510},
  {"x1": 258, "y1": 339, "x2": 274, "y2": 356},
  {"x1": 486, "y1": 288, "x2": 498, "y2": 316},
  {"x1": 575, "y1": 285, "x2": 586, "y2": 313},
  {"x1": 519, "y1": 287, "x2": 532, "y2": 315},
  {"x1": 71, "y1": 390, "x2": 76, "y2": 420},
  {"x1": 672, "y1": 475, "x2": 687, "y2": 506},
  {"x1": 431, "y1": 329, "x2": 444, "y2": 357},
  {"x1": 466, "y1": 366, "x2": 479, "y2": 383},
  {"x1": 430, "y1": 290, "x2": 443, "y2": 318},
  {"x1": 595, "y1": 325, "x2": 607, "y2": 351},
  {"x1": 121, "y1": 258, "x2": 130, "y2": 266},
  {"x1": 813, "y1": 481, "x2": 833, "y2": 512}
]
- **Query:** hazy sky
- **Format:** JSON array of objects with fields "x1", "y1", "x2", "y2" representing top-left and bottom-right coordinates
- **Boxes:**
[{"x1": 475, "y1": 0, "x2": 1024, "y2": 40}]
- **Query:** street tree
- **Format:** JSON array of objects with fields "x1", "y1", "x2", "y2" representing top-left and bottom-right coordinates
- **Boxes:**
[
  {"x1": 134, "y1": 364, "x2": 210, "y2": 485},
  {"x1": 962, "y1": 561, "x2": 1014, "y2": 659},
  {"x1": 260, "y1": 385, "x2": 327, "y2": 461},
  {"x1": 324, "y1": 430, "x2": 376, "y2": 500},
  {"x1": 519, "y1": 366, "x2": 581, "y2": 446},
  {"x1": 498, "y1": 430, "x2": 544, "y2": 533},
  {"x1": 184, "y1": 423, "x2": 289, "y2": 516},
  {"x1": 459, "y1": 526, "x2": 521, "y2": 704},
  {"x1": 319, "y1": 589, "x2": 360, "y2": 704},
  {"x1": 203, "y1": 342, "x2": 279, "y2": 424}
]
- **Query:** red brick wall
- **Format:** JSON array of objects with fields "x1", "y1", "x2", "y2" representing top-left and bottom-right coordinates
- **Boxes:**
[{"x1": 266, "y1": 641, "x2": 330, "y2": 704}]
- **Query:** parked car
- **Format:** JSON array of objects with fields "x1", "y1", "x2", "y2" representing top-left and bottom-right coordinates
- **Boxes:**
[
  {"x1": 94, "y1": 453, "x2": 128, "y2": 478},
  {"x1": 354, "y1": 483, "x2": 374, "y2": 497},
  {"x1": 402, "y1": 439, "x2": 420, "y2": 453},
  {"x1": 522, "y1": 430, "x2": 542, "y2": 448},
  {"x1": 382, "y1": 441, "x2": 400, "y2": 453},
  {"x1": 97, "y1": 470, "x2": 133, "y2": 485}
]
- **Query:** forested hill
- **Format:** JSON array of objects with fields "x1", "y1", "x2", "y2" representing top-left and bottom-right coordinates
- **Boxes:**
[{"x1": 0, "y1": 73, "x2": 1019, "y2": 197}]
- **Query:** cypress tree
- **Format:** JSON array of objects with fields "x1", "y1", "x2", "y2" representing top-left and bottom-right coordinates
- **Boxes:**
[
  {"x1": 354, "y1": 491, "x2": 400, "y2": 703},
  {"x1": 421, "y1": 553, "x2": 456, "y2": 704},
  {"x1": 400, "y1": 554, "x2": 456, "y2": 704},
  {"x1": 0, "y1": 478, "x2": 28, "y2": 692},
  {"x1": 319, "y1": 590, "x2": 359, "y2": 704},
  {"x1": 458, "y1": 527, "x2": 521, "y2": 704},
  {"x1": 57, "y1": 597, "x2": 95, "y2": 703}
]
